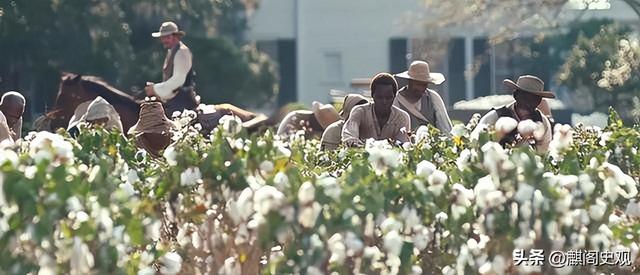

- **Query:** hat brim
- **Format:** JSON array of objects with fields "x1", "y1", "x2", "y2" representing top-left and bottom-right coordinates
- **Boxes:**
[
  {"x1": 151, "y1": 31, "x2": 186, "y2": 38},
  {"x1": 395, "y1": 71, "x2": 445, "y2": 85},
  {"x1": 503, "y1": 79, "x2": 555, "y2": 98}
]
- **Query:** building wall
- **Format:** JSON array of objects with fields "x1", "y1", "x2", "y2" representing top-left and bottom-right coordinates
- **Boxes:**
[
  {"x1": 248, "y1": 0, "x2": 422, "y2": 106},
  {"x1": 247, "y1": 0, "x2": 640, "y2": 107}
]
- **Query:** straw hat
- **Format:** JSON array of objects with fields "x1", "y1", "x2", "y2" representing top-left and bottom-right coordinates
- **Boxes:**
[
  {"x1": 151, "y1": 21, "x2": 186, "y2": 38},
  {"x1": 503, "y1": 75, "x2": 555, "y2": 98},
  {"x1": 128, "y1": 102, "x2": 175, "y2": 136},
  {"x1": 395, "y1": 60, "x2": 445, "y2": 85},
  {"x1": 339, "y1": 94, "x2": 369, "y2": 119},
  {"x1": 68, "y1": 97, "x2": 123, "y2": 132},
  {"x1": 311, "y1": 101, "x2": 340, "y2": 129}
]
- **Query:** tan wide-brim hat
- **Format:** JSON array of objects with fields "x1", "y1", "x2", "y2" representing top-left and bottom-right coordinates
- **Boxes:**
[
  {"x1": 128, "y1": 102, "x2": 176, "y2": 136},
  {"x1": 311, "y1": 101, "x2": 340, "y2": 129},
  {"x1": 339, "y1": 94, "x2": 369, "y2": 120},
  {"x1": 503, "y1": 75, "x2": 555, "y2": 98},
  {"x1": 151, "y1": 21, "x2": 186, "y2": 38},
  {"x1": 395, "y1": 60, "x2": 445, "y2": 85}
]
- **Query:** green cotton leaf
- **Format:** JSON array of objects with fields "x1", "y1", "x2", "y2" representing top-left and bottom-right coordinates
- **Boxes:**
[
  {"x1": 399, "y1": 241, "x2": 415, "y2": 274},
  {"x1": 126, "y1": 218, "x2": 145, "y2": 246}
]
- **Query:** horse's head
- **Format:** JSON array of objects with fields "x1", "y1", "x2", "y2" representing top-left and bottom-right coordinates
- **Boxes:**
[{"x1": 56, "y1": 73, "x2": 94, "y2": 110}]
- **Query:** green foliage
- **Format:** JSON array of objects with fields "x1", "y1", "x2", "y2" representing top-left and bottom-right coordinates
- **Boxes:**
[
  {"x1": 0, "y1": 0, "x2": 277, "y2": 118},
  {"x1": 0, "y1": 109, "x2": 639, "y2": 274},
  {"x1": 557, "y1": 22, "x2": 640, "y2": 120}
]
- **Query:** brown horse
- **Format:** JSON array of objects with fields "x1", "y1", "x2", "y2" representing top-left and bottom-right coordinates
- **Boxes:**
[
  {"x1": 36, "y1": 73, "x2": 142, "y2": 132},
  {"x1": 36, "y1": 72, "x2": 274, "y2": 133}
]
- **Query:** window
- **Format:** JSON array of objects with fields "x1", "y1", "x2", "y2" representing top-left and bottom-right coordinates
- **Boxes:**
[{"x1": 323, "y1": 52, "x2": 342, "y2": 83}]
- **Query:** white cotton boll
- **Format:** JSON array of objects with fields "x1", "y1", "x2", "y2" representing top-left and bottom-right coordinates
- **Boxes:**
[
  {"x1": 599, "y1": 131, "x2": 613, "y2": 146},
  {"x1": 602, "y1": 162, "x2": 639, "y2": 199},
  {"x1": 118, "y1": 182, "x2": 136, "y2": 197},
  {"x1": 162, "y1": 146, "x2": 177, "y2": 166},
  {"x1": 180, "y1": 167, "x2": 202, "y2": 187},
  {"x1": 532, "y1": 121, "x2": 546, "y2": 141},
  {"x1": 456, "y1": 149, "x2": 472, "y2": 170},
  {"x1": 452, "y1": 204, "x2": 467, "y2": 220},
  {"x1": 253, "y1": 185, "x2": 285, "y2": 215},
  {"x1": 450, "y1": 123, "x2": 468, "y2": 137},
  {"x1": 146, "y1": 220, "x2": 162, "y2": 241},
  {"x1": 273, "y1": 172, "x2": 290, "y2": 192},
  {"x1": 428, "y1": 170, "x2": 448, "y2": 186},
  {"x1": 495, "y1": 117, "x2": 518, "y2": 136},
  {"x1": 414, "y1": 125, "x2": 430, "y2": 143},
  {"x1": 328, "y1": 233, "x2": 346, "y2": 264},
  {"x1": 603, "y1": 177, "x2": 619, "y2": 202},
  {"x1": 412, "y1": 225, "x2": 432, "y2": 251},
  {"x1": 363, "y1": 246, "x2": 383, "y2": 262},
  {"x1": 66, "y1": 196, "x2": 84, "y2": 212},
  {"x1": 383, "y1": 230, "x2": 403, "y2": 257},
  {"x1": 625, "y1": 200, "x2": 640, "y2": 218},
  {"x1": 474, "y1": 175, "x2": 497, "y2": 208},
  {"x1": 0, "y1": 149, "x2": 18, "y2": 167},
  {"x1": 176, "y1": 225, "x2": 190, "y2": 247},
  {"x1": 160, "y1": 252, "x2": 183, "y2": 275},
  {"x1": 579, "y1": 174, "x2": 595, "y2": 197},
  {"x1": 344, "y1": 231, "x2": 364, "y2": 256},
  {"x1": 380, "y1": 216, "x2": 403, "y2": 234},
  {"x1": 70, "y1": 237, "x2": 94, "y2": 275},
  {"x1": 317, "y1": 175, "x2": 341, "y2": 200},
  {"x1": 589, "y1": 199, "x2": 608, "y2": 221},
  {"x1": 517, "y1": 119, "x2": 538, "y2": 138},
  {"x1": 416, "y1": 160, "x2": 436, "y2": 179},
  {"x1": 400, "y1": 206, "x2": 420, "y2": 231},
  {"x1": 37, "y1": 254, "x2": 56, "y2": 275},
  {"x1": 297, "y1": 181, "x2": 315, "y2": 205},
  {"x1": 219, "y1": 257, "x2": 241, "y2": 275},
  {"x1": 410, "y1": 265, "x2": 423, "y2": 275},
  {"x1": 259, "y1": 160, "x2": 274, "y2": 173},
  {"x1": 453, "y1": 183, "x2": 474, "y2": 207},
  {"x1": 514, "y1": 183, "x2": 535, "y2": 203},
  {"x1": 298, "y1": 202, "x2": 321, "y2": 228},
  {"x1": 435, "y1": 212, "x2": 448, "y2": 223},
  {"x1": 219, "y1": 115, "x2": 243, "y2": 136}
]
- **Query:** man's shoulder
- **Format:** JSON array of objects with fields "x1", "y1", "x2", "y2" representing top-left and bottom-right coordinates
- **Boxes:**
[{"x1": 391, "y1": 105, "x2": 410, "y2": 119}]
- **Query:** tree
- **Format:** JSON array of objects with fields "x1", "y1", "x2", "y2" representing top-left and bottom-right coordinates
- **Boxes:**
[
  {"x1": 0, "y1": 0, "x2": 276, "y2": 122},
  {"x1": 557, "y1": 23, "x2": 640, "y2": 121}
]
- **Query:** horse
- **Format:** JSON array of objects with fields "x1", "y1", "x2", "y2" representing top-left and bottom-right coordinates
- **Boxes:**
[
  {"x1": 36, "y1": 72, "x2": 142, "y2": 132},
  {"x1": 35, "y1": 72, "x2": 274, "y2": 134}
]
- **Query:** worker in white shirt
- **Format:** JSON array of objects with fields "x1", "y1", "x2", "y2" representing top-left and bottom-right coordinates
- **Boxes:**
[{"x1": 144, "y1": 21, "x2": 199, "y2": 115}]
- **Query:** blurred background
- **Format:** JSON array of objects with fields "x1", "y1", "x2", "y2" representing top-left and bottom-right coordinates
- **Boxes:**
[{"x1": 2, "y1": 0, "x2": 640, "y2": 127}]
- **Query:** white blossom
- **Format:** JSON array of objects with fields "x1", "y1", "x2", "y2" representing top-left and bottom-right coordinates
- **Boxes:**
[
  {"x1": 273, "y1": 172, "x2": 290, "y2": 191},
  {"x1": 317, "y1": 175, "x2": 341, "y2": 200},
  {"x1": 298, "y1": 202, "x2": 321, "y2": 228},
  {"x1": 450, "y1": 123, "x2": 468, "y2": 137},
  {"x1": 344, "y1": 231, "x2": 364, "y2": 256},
  {"x1": 328, "y1": 233, "x2": 346, "y2": 264},
  {"x1": 253, "y1": 185, "x2": 285, "y2": 215},
  {"x1": 601, "y1": 162, "x2": 638, "y2": 201},
  {"x1": 366, "y1": 139, "x2": 402, "y2": 175},
  {"x1": 259, "y1": 160, "x2": 274, "y2": 173},
  {"x1": 160, "y1": 252, "x2": 182, "y2": 275},
  {"x1": 297, "y1": 181, "x2": 315, "y2": 205},
  {"x1": 415, "y1": 160, "x2": 436, "y2": 179},
  {"x1": 180, "y1": 167, "x2": 202, "y2": 187},
  {"x1": 383, "y1": 230, "x2": 403, "y2": 257},
  {"x1": 219, "y1": 115, "x2": 243, "y2": 136},
  {"x1": 70, "y1": 237, "x2": 94, "y2": 275},
  {"x1": 589, "y1": 199, "x2": 608, "y2": 221},
  {"x1": 414, "y1": 125, "x2": 430, "y2": 143},
  {"x1": 163, "y1": 146, "x2": 177, "y2": 166}
]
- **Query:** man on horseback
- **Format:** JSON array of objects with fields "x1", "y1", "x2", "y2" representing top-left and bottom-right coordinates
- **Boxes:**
[{"x1": 144, "y1": 21, "x2": 198, "y2": 115}]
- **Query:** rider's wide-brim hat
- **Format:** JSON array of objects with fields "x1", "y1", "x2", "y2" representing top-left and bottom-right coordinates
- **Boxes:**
[
  {"x1": 503, "y1": 75, "x2": 555, "y2": 98},
  {"x1": 151, "y1": 21, "x2": 186, "y2": 38},
  {"x1": 395, "y1": 60, "x2": 445, "y2": 85}
]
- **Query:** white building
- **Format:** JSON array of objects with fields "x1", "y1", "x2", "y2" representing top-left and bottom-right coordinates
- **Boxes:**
[{"x1": 247, "y1": 0, "x2": 639, "y2": 107}]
